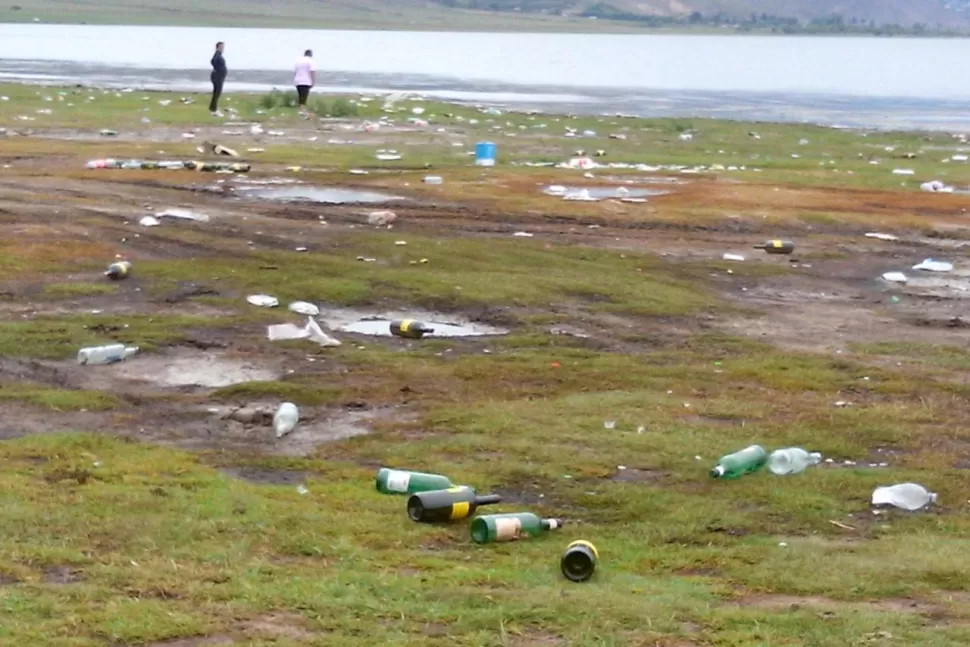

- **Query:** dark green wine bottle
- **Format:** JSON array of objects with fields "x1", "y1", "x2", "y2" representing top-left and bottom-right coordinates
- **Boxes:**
[
  {"x1": 407, "y1": 487, "x2": 502, "y2": 523},
  {"x1": 375, "y1": 468, "x2": 454, "y2": 495},
  {"x1": 470, "y1": 513, "x2": 564, "y2": 544},
  {"x1": 754, "y1": 240, "x2": 795, "y2": 255},
  {"x1": 104, "y1": 261, "x2": 132, "y2": 280},
  {"x1": 561, "y1": 540, "x2": 598, "y2": 583},
  {"x1": 390, "y1": 319, "x2": 435, "y2": 339}
]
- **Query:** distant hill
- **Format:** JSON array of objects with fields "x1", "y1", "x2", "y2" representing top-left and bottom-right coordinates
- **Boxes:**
[{"x1": 4, "y1": 0, "x2": 970, "y2": 31}]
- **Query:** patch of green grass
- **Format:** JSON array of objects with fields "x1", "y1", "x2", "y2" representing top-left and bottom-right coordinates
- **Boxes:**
[
  {"x1": 41, "y1": 282, "x2": 118, "y2": 298},
  {"x1": 0, "y1": 383, "x2": 124, "y2": 411}
]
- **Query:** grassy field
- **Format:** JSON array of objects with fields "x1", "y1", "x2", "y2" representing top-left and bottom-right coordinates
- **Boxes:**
[
  {"x1": 0, "y1": 0, "x2": 649, "y2": 32},
  {"x1": 2, "y1": 83, "x2": 970, "y2": 646}
]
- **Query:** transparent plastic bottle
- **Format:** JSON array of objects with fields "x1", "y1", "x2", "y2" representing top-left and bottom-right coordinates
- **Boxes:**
[
  {"x1": 871, "y1": 483, "x2": 937, "y2": 511},
  {"x1": 77, "y1": 344, "x2": 138, "y2": 366},
  {"x1": 768, "y1": 448, "x2": 822, "y2": 475},
  {"x1": 273, "y1": 402, "x2": 299, "y2": 438}
]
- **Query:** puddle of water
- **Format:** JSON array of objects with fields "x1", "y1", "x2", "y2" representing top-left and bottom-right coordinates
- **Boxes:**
[
  {"x1": 236, "y1": 185, "x2": 409, "y2": 204},
  {"x1": 317, "y1": 307, "x2": 506, "y2": 338},
  {"x1": 904, "y1": 276, "x2": 970, "y2": 298},
  {"x1": 542, "y1": 185, "x2": 670, "y2": 199},
  {"x1": 112, "y1": 352, "x2": 279, "y2": 387},
  {"x1": 599, "y1": 175, "x2": 688, "y2": 185}
]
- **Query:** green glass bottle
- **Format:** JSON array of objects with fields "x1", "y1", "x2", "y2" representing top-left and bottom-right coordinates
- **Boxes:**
[
  {"x1": 407, "y1": 487, "x2": 502, "y2": 523},
  {"x1": 390, "y1": 319, "x2": 435, "y2": 339},
  {"x1": 375, "y1": 468, "x2": 454, "y2": 495},
  {"x1": 754, "y1": 239, "x2": 795, "y2": 255},
  {"x1": 470, "y1": 513, "x2": 564, "y2": 544},
  {"x1": 561, "y1": 540, "x2": 598, "y2": 583},
  {"x1": 710, "y1": 445, "x2": 767, "y2": 479},
  {"x1": 104, "y1": 261, "x2": 132, "y2": 280}
]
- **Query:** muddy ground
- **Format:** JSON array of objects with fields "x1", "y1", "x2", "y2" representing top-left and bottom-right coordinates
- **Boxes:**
[{"x1": 1, "y1": 119, "x2": 969, "y2": 459}]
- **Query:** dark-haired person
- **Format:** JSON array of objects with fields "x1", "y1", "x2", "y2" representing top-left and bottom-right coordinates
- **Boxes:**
[
  {"x1": 209, "y1": 41, "x2": 227, "y2": 117},
  {"x1": 293, "y1": 49, "x2": 315, "y2": 112}
]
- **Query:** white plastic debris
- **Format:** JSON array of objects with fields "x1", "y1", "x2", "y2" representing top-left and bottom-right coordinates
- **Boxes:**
[
  {"x1": 920, "y1": 180, "x2": 953, "y2": 193},
  {"x1": 247, "y1": 294, "x2": 279, "y2": 308},
  {"x1": 871, "y1": 483, "x2": 936, "y2": 511},
  {"x1": 722, "y1": 253, "x2": 746, "y2": 262},
  {"x1": 678, "y1": 133, "x2": 693, "y2": 141},
  {"x1": 865, "y1": 232, "x2": 899, "y2": 241},
  {"x1": 288, "y1": 301, "x2": 320, "y2": 316},
  {"x1": 882, "y1": 272, "x2": 908, "y2": 283},
  {"x1": 913, "y1": 259, "x2": 954, "y2": 273},
  {"x1": 892, "y1": 169, "x2": 914, "y2": 175},
  {"x1": 157, "y1": 208, "x2": 210, "y2": 223},
  {"x1": 367, "y1": 210, "x2": 397, "y2": 226},
  {"x1": 424, "y1": 176, "x2": 443, "y2": 184},
  {"x1": 376, "y1": 153, "x2": 402, "y2": 161},
  {"x1": 267, "y1": 317, "x2": 341, "y2": 347},
  {"x1": 512, "y1": 231, "x2": 533, "y2": 237},
  {"x1": 545, "y1": 185, "x2": 567, "y2": 196},
  {"x1": 138, "y1": 216, "x2": 161, "y2": 227},
  {"x1": 273, "y1": 402, "x2": 299, "y2": 438},
  {"x1": 563, "y1": 188, "x2": 597, "y2": 202}
]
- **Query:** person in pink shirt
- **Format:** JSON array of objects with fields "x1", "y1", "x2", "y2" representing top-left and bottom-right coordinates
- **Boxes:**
[{"x1": 293, "y1": 50, "x2": 316, "y2": 111}]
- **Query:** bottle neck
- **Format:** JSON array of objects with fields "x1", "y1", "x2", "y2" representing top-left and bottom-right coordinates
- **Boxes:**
[
  {"x1": 541, "y1": 518, "x2": 564, "y2": 531},
  {"x1": 475, "y1": 494, "x2": 502, "y2": 506}
]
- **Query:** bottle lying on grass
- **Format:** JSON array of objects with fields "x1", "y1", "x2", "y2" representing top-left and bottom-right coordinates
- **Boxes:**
[
  {"x1": 710, "y1": 445, "x2": 767, "y2": 479},
  {"x1": 375, "y1": 468, "x2": 455, "y2": 495},
  {"x1": 470, "y1": 513, "x2": 564, "y2": 544},
  {"x1": 407, "y1": 487, "x2": 502, "y2": 523}
]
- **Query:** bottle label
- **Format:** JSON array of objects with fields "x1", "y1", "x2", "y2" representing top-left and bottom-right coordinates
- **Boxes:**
[
  {"x1": 400, "y1": 320, "x2": 412, "y2": 333},
  {"x1": 547, "y1": 519, "x2": 559, "y2": 530},
  {"x1": 450, "y1": 502, "x2": 470, "y2": 519},
  {"x1": 493, "y1": 517, "x2": 522, "y2": 541},
  {"x1": 385, "y1": 470, "x2": 410, "y2": 493}
]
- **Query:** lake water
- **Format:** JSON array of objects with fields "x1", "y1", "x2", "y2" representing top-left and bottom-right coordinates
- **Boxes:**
[{"x1": 1, "y1": 24, "x2": 970, "y2": 130}]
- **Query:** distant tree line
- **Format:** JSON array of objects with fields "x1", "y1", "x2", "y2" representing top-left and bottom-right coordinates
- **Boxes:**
[{"x1": 436, "y1": 0, "x2": 963, "y2": 35}]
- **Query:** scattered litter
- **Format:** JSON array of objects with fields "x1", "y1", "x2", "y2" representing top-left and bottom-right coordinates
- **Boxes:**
[
  {"x1": 475, "y1": 141, "x2": 497, "y2": 166},
  {"x1": 77, "y1": 343, "x2": 139, "y2": 366},
  {"x1": 678, "y1": 133, "x2": 693, "y2": 141},
  {"x1": 913, "y1": 259, "x2": 954, "y2": 272},
  {"x1": 424, "y1": 176, "x2": 443, "y2": 184},
  {"x1": 367, "y1": 210, "x2": 397, "y2": 226},
  {"x1": 139, "y1": 216, "x2": 160, "y2": 227},
  {"x1": 247, "y1": 294, "x2": 279, "y2": 308},
  {"x1": 920, "y1": 180, "x2": 953, "y2": 193},
  {"x1": 865, "y1": 232, "x2": 899, "y2": 241},
  {"x1": 267, "y1": 317, "x2": 341, "y2": 347},
  {"x1": 376, "y1": 151, "x2": 402, "y2": 161},
  {"x1": 722, "y1": 253, "x2": 746, "y2": 262},
  {"x1": 205, "y1": 142, "x2": 239, "y2": 157},
  {"x1": 603, "y1": 420, "x2": 616, "y2": 430},
  {"x1": 394, "y1": 240, "x2": 407, "y2": 246},
  {"x1": 513, "y1": 231, "x2": 534, "y2": 237},
  {"x1": 157, "y1": 208, "x2": 210, "y2": 223},
  {"x1": 561, "y1": 540, "x2": 598, "y2": 583},
  {"x1": 273, "y1": 402, "x2": 299, "y2": 438},
  {"x1": 99, "y1": 129, "x2": 118, "y2": 137},
  {"x1": 349, "y1": 169, "x2": 368, "y2": 175},
  {"x1": 882, "y1": 272, "x2": 908, "y2": 283},
  {"x1": 892, "y1": 169, "x2": 914, "y2": 175},
  {"x1": 105, "y1": 260, "x2": 132, "y2": 280},
  {"x1": 247, "y1": 147, "x2": 265, "y2": 153},
  {"x1": 288, "y1": 301, "x2": 320, "y2": 316},
  {"x1": 871, "y1": 483, "x2": 936, "y2": 511},
  {"x1": 711, "y1": 445, "x2": 766, "y2": 479},
  {"x1": 754, "y1": 239, "x2": 795, "y2": 255},
  {"x1": 767, "y1": 448, "x2": 821, "y2": 475}
]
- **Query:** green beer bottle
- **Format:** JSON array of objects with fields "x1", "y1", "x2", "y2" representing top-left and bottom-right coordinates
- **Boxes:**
[
  {"x1": 407, "y1": 487, "x2": 502, "y2": 523},
  {"x1": 710, "y1": 445, "x2": 767, "y2": 479},
  {"x1": 470, "y1": 513, "x2": 564, "y2": 544},
  {"x1": 375, "y1": 468, "x2": 454, "y2": 495},
  {"x1": 754, "y1": 239, "x2": 795, "y2": 255},
  {"x1": 561, "y1": 540, "x2": 598, "y2": 583},
  {"x1": 390, "y1": 319, "x2": 434, "y2": 339},
  {"x1": 104, "y1": 260, "x2": 132, "y2": 280}
]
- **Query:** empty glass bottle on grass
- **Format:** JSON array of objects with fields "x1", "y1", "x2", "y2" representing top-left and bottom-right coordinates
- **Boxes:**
[
  {"x1": 470, "y1": 513, "x2": 564, "y2": 544},
  {"x1": 711, "y1": 445, "x2": 767, "y2": 479},
  {"x1": 407, "y1": 487, "x2": 501, "y2": 523},
  {"x1": 768, "y1": 448, "x2": 822, "y2": 475},
  {"x1": 375, "y1": 468, "x2": 455, "y2": 495}
]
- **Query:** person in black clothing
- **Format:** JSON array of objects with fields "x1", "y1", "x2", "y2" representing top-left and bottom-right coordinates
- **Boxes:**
[{"x1": 209, "y1": 41, "x2": 227, "y2": 116}]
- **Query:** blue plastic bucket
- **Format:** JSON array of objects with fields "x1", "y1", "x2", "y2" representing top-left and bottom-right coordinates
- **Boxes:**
[{"x1": 475, "y1": 141, "x2": 496, "y2": 167}]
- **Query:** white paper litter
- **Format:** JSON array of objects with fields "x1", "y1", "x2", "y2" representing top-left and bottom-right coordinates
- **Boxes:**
[
  {"x1": 920, "y1": 180, "x2": 953, "y2": 193},
  {"x1": 513, "y1": 231, "x2": 534, "y2": 237},
  {"x1": 892, "y1": 169, "x2": 915, "y2": 175},
  {"x1": 288, "y1": 301, "x2": 320, "y2": 316},
  {"x1": 882, "y1": 272, "x2": 908, "y2": 283},
  {"x1": 267, "y1": 317, "x2": 341, "y2": 347},
  {"x1": 913, "y1": 259, "x2": 954, "y2": 273},
  {"x1": 722, "y1": 253, "x2": 746, "y2": 262},
  {"x1": 865, "y1": 232, "x2": 899, "y2": 241},
  {"x1": 139, "y1": 216, "x2": 161, "y2": 227},
  {"x1": 247, "y1": 294, "x2": 279, "y2": 308}
]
